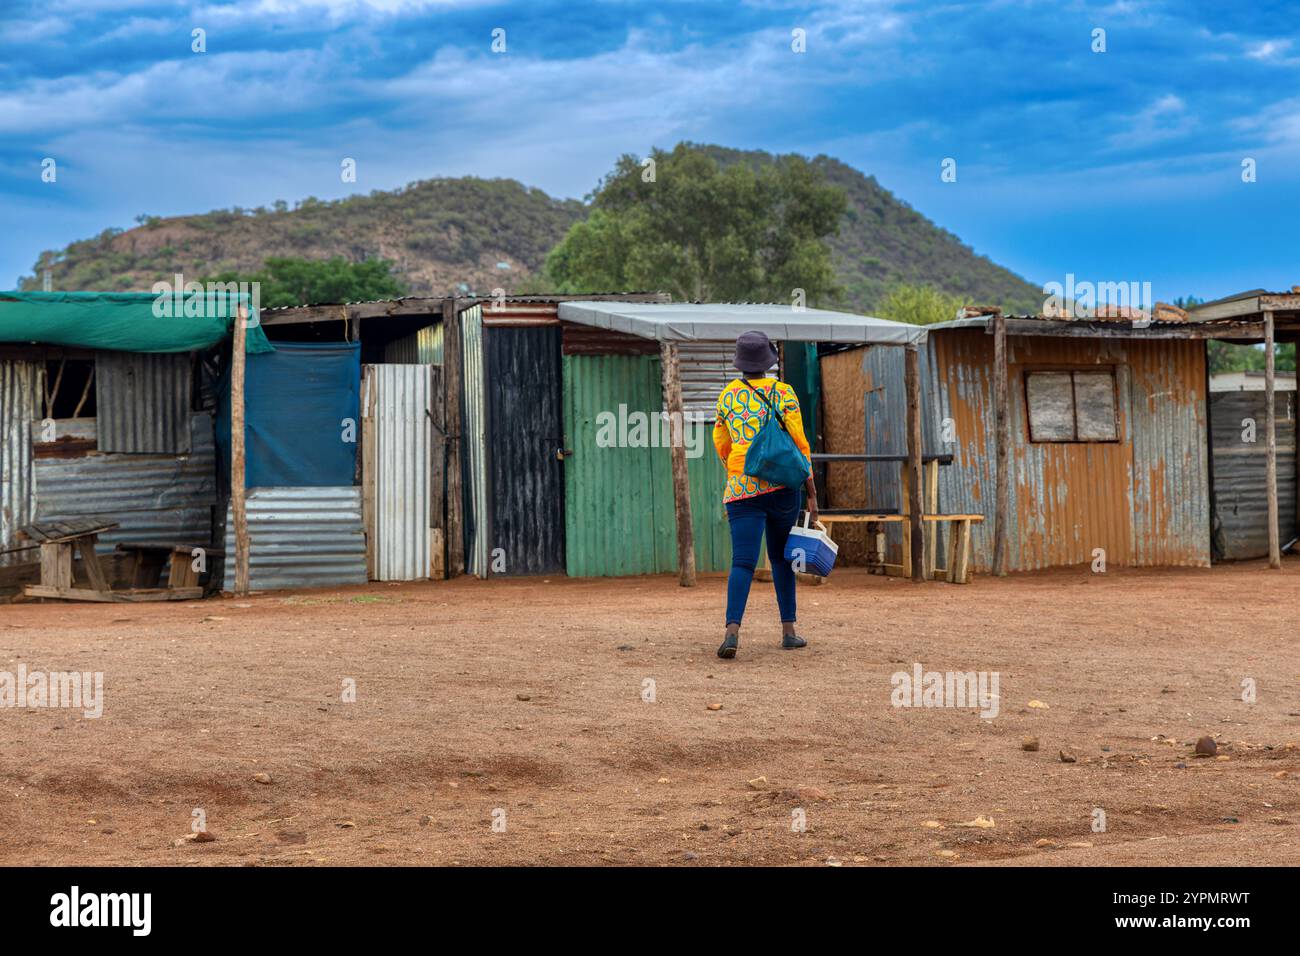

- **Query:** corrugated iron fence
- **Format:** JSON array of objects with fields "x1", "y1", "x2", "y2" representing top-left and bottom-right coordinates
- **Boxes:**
[
  {"x1": 362, "y1": 364, "x2": 440, "y2": 581},
  {"x1": 1210, "y1": 390, "x2": 1297, "y2": 560},
  {"x1": 0, "y1": 360, "x2": 42, "y2": 566}
]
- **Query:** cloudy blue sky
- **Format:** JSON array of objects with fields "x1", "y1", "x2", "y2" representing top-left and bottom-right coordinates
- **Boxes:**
[{"x1": 2, "y1": 0, "x2": 1297, "y2": 301}]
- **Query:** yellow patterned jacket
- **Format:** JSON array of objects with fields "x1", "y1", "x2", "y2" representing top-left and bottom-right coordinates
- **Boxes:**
[{"x1": 712, "y1": 377, "x2": 812, "y2": 503}]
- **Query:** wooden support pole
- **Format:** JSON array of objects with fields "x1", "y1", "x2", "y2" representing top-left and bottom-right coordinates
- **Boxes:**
[
  {"x1": 232, "y1": 305, "x2": 250, "y2": 596},
  {"x1": 1265, "y1": 311, "x2": 1281, "y2": 568},
  {"x1": 904, "y1": 343, "x2": 925, "y2": 582},
  {"x1": 991, "y1": 312, "x2": 1010, "y2": 577},
  {"x1": 443, "y1": 298, "x2": 465, "y2": 578},
  {"x1": 660, "y1": 341, "x2": 696, "y2": 587}
]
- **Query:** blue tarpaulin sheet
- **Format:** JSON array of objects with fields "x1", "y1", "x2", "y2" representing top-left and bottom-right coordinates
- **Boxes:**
[{"x1": 218, "y1": 341, "x2": 360, "y2": 488}]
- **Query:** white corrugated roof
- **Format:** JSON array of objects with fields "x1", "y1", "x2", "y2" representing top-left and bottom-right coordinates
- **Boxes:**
[{"x1": 557, "y1": 301, "x2": 926, "y2": 346}]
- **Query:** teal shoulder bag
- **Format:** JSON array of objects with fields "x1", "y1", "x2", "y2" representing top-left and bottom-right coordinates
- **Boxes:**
[{"x1": 742, "y1": 382, "x2": 811, "y2": 490}]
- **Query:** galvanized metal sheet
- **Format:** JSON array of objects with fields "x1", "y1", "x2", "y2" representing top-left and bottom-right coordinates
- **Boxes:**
[
  {"x1": 461, "y1": 305, "x2": 490, "y2": 577},
  {"x1": 562, "y1": 354, "x2": 730, "y2": 577},
  {"x1": 0, "y1": 360, "x2": 43, "y2": 565},
  {"x1": 558, "y1": 301, "x2": 926, "y2": 345},
  {"x1": 484, "y1": 326, "x2": 565, "y2": 575},
  {"x1": 95, "y1": 351, "x2": 193, "y2": 454},
  {"x1": 222, "y1": 486, "x2": 368, "y2": 591},
  {"x1": 33, "y1": 412, "x2": 216, "y2": 555},
  {"x1": 363, "y1": 364, "x2": 434, "y2": 581},
  {"x1": 1210, "y1": 390, "x2": 1297, "y2": 560},
  {"x1": 383, "y1": 322, "x2": 444, "y2": 365}
]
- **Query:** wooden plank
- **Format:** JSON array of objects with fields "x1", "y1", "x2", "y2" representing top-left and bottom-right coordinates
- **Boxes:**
[
  {"x1": 40, "y1": 542, "x2": 73, "y2": 589},
  {"x1": 443, "y1": 298, "x2": 465, "y2": 578},
  {"x1": 429, "y1": 365, "x2": 447, "y2": 579},
  {"x1": 820, "y1": 514, "x2": 907, "y2": 523},
  {"x1": 904, "y1": 344, "x2": 925, "y2": 581},
  {"x1": 78, "y1": 535, "x2": 110, "y2": 591},
  {"x1": 924, "y1": 458, "x2": 939, "y2": 578},
  {"x1": 24, "y1": 585, "x2": 203, "y2": 603},
  {"x1": 660, "y1": 341, "x2": 696, "y2": 587},
  {"x1": 20, "y1": 517, "x2": 117, "y2": 543},
  {"x1": 992, "y1": 312, "x2": 1010, "y2": 576},
  {"x1": 945, "y1": 520, "x2": 959, "y2": 583},
  {"x1": 360, "y1": 365, "x2": 377, "y2": 581},
  {"x1": 950, "y1": 519, "x2": 972, "y2": 584},
  {"x1": 168, "y1": 548, "x2": 200, "y2": 589},
  {"x1": 922, "y1": 514, "x2": 986, "y2": 522},
  {"x1": 1265, "y1": 310, "x2": 1281, "y2": 569},
  {"x1": 232, "y1": 304, "x2": 250, "y2": 596}
]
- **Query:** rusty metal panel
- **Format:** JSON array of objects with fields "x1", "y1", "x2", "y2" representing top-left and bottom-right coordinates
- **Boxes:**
[
  {"x1": 1127, "y1": 339, "x2": 1211, "y2": 567},
  {"x1": 33, "y1": 412, "x2": 217, "y2": 554},
  {"x1": 561, "y1": 321, "x2": 660, "y2": 357},
  {"x1": 95, "y1": 351, "x2": 193, "y2": 453},
  {"x1": 1210, "y1": 390, "x2": 1297, "y2": 560},
  {"x1": 363, "y1": 364, "x2": 436, "y2": 580},
  {"x1": 0, "y1": 360, "x2": 43, "y2": 565},
  {"x1": 930, "y1": 330, "x2": 1210, "y2": 572}
]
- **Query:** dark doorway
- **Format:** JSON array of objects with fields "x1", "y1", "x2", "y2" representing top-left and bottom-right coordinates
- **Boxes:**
[{"x1": 484, "y1": 326, "x2": 565, "y2": 574}]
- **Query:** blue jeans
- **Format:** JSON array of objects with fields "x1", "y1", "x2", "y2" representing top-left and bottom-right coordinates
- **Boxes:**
[{"x1": 725, "y1": 486, "x2": 800, "y2": 626}]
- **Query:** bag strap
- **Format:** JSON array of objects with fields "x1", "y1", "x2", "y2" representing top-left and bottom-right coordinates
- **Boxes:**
[{"x1": 744, "y1": 379, "x2": 788, "y2": 432}]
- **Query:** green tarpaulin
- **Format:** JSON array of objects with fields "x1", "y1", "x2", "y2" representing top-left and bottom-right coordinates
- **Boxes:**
[{"x1": 0, "y1": 291, "x2": 274, "y2": 353}]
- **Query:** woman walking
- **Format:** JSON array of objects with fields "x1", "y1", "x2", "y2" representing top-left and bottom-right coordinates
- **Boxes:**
[{"x1": 712, "y1": 330, "x2": 819, "y2": 660}]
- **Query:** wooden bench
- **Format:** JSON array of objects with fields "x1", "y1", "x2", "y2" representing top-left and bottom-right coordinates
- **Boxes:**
[
  {"x1": 18, "y1": 519, "x2": 205, "y2": 602},
  {"x1": 115, "y1": 542, "x2": 225, "y2": 591},
  {"x1": 817, "y1": 512, "x2": 984, "y2": 584}
]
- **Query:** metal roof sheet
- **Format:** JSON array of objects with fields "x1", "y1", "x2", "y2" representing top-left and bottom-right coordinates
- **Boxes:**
[{"x1": 556, "y1": 301, "x2": 926, "y2": 346}]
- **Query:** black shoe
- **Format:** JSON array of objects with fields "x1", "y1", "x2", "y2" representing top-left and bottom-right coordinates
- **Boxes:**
[
  {"x1": 781, "y1": 633, "x2": 807, "y2": 650},
  {"x1": 717, "y1": 633, "x2": 739, "y2": 659}
]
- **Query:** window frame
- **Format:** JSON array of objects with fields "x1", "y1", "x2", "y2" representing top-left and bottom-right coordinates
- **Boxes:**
[{"x1": 1022, "y1": 365, "x2": 1121, "y2": 445}]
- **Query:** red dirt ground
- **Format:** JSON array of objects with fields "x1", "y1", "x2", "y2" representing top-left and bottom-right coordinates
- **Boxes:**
[{"x1": 1, "y1": 561, "x2": 1297, "y2": 867}]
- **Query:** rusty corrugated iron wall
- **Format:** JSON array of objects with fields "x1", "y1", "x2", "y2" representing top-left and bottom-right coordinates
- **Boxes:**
[
  {"x1": 0, "y1": 360, "x2": 43, "y2": 566},
  {"x1": 930, "y1": 329, "x2": 1210, "y2": 572}
]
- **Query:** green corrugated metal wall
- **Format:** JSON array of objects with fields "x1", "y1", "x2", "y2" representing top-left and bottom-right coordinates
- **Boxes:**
[{"x1": 563, "y1": 354, "x2": 731, "y2": 577}]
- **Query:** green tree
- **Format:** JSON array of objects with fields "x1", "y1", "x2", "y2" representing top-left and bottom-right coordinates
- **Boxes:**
[
  {"x1": 203, "y1": 256, "x2": 407, "y2": 309},
  {"x1": 545, "y1": 143, "x2": 847, "y2": 303},
  {"x1": 878, "y1": 282, "x2": 968, "y2": 325}
]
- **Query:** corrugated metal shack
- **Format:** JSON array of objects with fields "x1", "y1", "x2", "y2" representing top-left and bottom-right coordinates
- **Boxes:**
[
  {"x1": 556, "y1": 301, "x2": 928, "y2": 582},
  {"x1": 261, "y1": 295, "x2": 911, "y2": 584},
  {"x1": 819, "y1": 304, "x2": 1299, "y2": 574},
  {"x1": 259, "y1": 293, "x2": 674, "y2": 582},
  {"x1": 0, "y1": 291, "x2": 271, "y2": 600},
  {"x1": 1191, "y1": 291, "x2": 1300, "y2": 565}
]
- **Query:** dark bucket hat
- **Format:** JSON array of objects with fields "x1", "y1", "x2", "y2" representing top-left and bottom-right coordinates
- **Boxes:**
[{"x1": 734, "y1": 329, "x2": 778, "y2": 375}]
